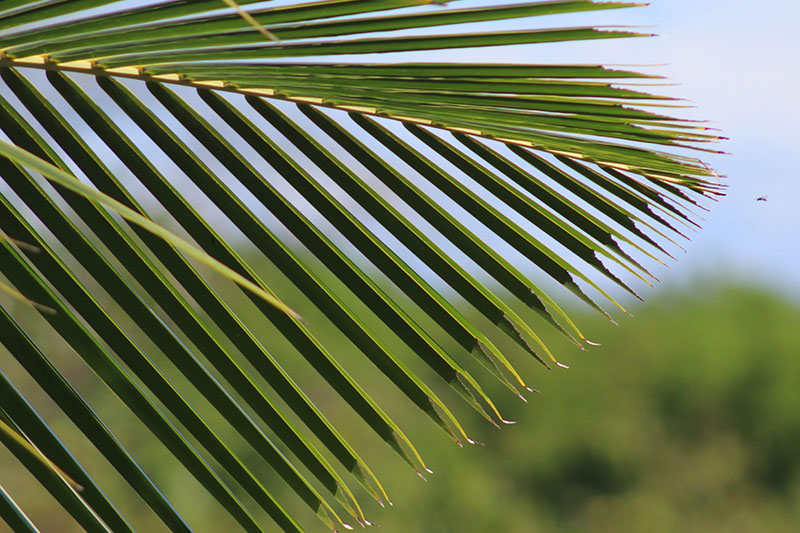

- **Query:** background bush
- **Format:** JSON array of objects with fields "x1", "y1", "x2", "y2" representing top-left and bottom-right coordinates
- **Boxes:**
[{"x1": 3, "y1": 281, "x2": 798, "y2": 532}]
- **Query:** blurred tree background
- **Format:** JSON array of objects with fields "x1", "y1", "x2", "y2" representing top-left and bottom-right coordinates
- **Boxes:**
[
  {"x1": 373, "y1": 284, "x2": 800, "y2": 533},
  {"x1": 3, "y1": 279, "x2": 798, "y2": 532}
]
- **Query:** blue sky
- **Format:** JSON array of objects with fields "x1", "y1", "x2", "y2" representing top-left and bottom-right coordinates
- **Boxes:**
[
  {"x1": 594, "y1": 0, "x2": 800, "y2": 299},
  {"x1": 424, "y1": 0, "x2": 800, "y2": 299},
  {"x1": 564, "y1": 0, "x2": 799, "y2": 299}
]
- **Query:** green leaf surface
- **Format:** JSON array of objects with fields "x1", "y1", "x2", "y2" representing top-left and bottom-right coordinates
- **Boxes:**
[{"x1": 0, "y1": 1, "x2": 722, "y2": 531}]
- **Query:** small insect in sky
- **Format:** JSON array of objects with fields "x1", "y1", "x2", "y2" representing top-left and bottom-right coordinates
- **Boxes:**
[{"x1": 756, "y1": 195, "x2": 769, "y2": 202}]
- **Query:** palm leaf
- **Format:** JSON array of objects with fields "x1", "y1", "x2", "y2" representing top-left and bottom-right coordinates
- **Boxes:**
[{"x1": 0, "y1": 1, "x2": 723, "y2": 531}]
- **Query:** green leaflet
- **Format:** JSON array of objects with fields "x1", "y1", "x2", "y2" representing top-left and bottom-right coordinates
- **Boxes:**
[
  {"x1": 0, "y1": 130, "x2": 298, "y2": 320},
  {"x1": 0, "y1": 414, "x2": 106, "y2": 533},
  {"x1": 0, "y1": 483, "x2": 39, "y2": 533},
  {"x1": 0, "y1": 367, "x2": 133, "y2": 532},
  {"x1": 0, "y1": 1, "x2": 722, "y2": 531}
]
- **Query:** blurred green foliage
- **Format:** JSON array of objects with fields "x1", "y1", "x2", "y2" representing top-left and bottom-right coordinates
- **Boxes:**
[
  {"x1": 371, "y1": 285, "x2": 800, "y2": 532},
  {"x1": 2, "y1": 283, "x2": 799, "y2": 532}
]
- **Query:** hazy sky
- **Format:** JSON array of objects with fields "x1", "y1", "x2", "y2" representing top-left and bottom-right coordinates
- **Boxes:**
[
  {"x1": 591, "y1": 0, "x2": 800, "y2": 299},
  {"x1": 431, "y1": 0, "x2": 800, "y2": 299}
]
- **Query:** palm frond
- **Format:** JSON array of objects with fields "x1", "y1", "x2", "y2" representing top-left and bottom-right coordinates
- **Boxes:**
[
  {"x1": 0, "y1": 482, "x2": 39, "y2": 533},
  {"x1": 0, "y1": 1, "x2": 723, "y2": 531}
]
